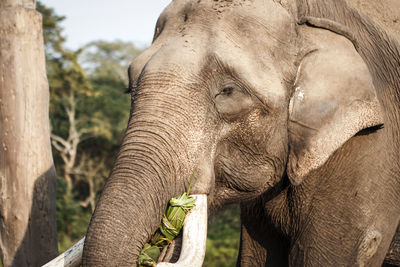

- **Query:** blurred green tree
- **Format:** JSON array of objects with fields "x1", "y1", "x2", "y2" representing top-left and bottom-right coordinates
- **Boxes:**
[
  {"x1": 37, "y1": 1, "x2": 142, "y2": 252},
  {"x1": 204, "y1": 205, "x2": 241, "y2": 267}
]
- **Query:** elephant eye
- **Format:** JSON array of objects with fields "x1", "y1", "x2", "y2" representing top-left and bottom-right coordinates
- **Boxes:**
[
  {"x1": 214, "y1": 85, "x2": 254, "y2": 121},
  {"x1": 222, "y1": 87, "x2": 234, "y2": 96},
  {"x1": 216, "y1": 87, "x2": 234, "y2": 97}
]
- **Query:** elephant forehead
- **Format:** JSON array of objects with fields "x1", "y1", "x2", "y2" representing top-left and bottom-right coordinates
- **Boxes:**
[
  {"x1": 147, "y1": 0, "x2": 296, "y2": 99},
  {"x1": 161, "y1": 0, "x2": 296, "y2": 47}
]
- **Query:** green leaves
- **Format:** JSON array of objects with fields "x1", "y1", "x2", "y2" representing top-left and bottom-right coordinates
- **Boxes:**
[
  {"x1": 160, "y1": 193, "x2": 196, "y2": 241},
  {"x1": 170, "y1": 193, "x2": 197, "y2": 210},
  {"x1": 138, "y1": 243, "x2": 161, "y2": 267},
  {"x1": 138, "y1": 193, "x2": 195, "y2": 267}
]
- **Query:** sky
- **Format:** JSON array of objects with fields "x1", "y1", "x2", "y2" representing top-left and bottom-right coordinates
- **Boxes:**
[{"x1": 40, "y1": 0, "x2": 172, "y2": 50}]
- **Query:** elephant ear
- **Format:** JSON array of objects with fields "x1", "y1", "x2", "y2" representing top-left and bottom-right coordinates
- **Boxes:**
[{"x1": 287, "y1": 26, "x2": 383, "y2": 185}]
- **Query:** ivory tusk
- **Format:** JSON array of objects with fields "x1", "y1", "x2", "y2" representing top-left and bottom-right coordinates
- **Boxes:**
[
  {"x1": 42, "y1": 237, "x2": 85, "y2": 267},
  {"x1": 157, "y1": 194, "x2": 208, "y2": 267}
]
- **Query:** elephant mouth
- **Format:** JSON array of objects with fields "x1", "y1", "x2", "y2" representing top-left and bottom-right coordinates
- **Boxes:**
[{"x1": 157, "y1": 194, "x2": 208, "y2": 267}]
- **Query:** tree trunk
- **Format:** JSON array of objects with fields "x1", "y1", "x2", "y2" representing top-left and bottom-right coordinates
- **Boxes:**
[{"x1": 0, "y1": 0, "x2": 58, "y2": 266}]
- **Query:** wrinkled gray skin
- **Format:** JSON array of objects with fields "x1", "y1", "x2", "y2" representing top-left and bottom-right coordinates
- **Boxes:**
[{"x1": 82, "y1": 0, "x2": 400, "y2": 266}]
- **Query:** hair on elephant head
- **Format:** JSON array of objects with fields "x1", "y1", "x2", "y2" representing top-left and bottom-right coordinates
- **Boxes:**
[{"x1": 82, "y1": 0, "x2": 400, "y2": 266}]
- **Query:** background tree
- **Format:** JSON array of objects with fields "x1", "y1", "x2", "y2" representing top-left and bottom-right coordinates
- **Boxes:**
[
  {"x1": 204, "y1": 205, "x2": 240, "y2": 267},
  {"x1": 36, "y1": 2, "x2": 142, "y2": 252},
  {"x1": 0, "y1": 0, "x2": 58, "y2": 266}
]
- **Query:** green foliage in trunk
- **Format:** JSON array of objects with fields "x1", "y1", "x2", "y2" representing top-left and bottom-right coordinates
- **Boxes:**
[{"x1": 138, "y1": 193, "x2": 195, "y2": 267}]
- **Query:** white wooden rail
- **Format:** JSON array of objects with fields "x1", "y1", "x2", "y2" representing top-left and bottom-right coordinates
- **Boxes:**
[{"x1": 42, "y1": 237, "x2": 84, "y2": 267}]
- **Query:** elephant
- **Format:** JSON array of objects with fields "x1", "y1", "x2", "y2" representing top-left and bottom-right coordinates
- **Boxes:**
[{"x1": 82, "y1": 0, "x2": 400, "y2": 266}]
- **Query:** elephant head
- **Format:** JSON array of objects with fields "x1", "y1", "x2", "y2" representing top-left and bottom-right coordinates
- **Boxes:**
[{"x1": 82, "y1": 0, "x2": 385, "y2": 265}]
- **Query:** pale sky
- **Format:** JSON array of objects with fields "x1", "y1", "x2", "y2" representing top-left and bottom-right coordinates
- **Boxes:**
[{"x1": 40, "y1": 0, "x2": 172, "y2": 50}]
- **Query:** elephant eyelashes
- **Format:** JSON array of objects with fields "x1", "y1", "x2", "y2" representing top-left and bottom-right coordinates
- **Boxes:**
[{"x1": 124, "y1": 84, "x2": 138, "y2": 95}]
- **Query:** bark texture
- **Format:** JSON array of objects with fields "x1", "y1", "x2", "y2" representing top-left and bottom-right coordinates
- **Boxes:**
[
  {"x1": 0, "y1": 1, "x2": 58, "y2": 266},
  {"x1": 0, "y1": 0, "x2": 35, "y2": 9}
]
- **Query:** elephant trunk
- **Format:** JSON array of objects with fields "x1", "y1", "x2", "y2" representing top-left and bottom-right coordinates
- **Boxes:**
[
  {"x1": 82, "y1": 87, "x2": 210, "y2": 266},
  {"x1": 82, "y1": 150, "x2": 173, "y2": 265}
]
